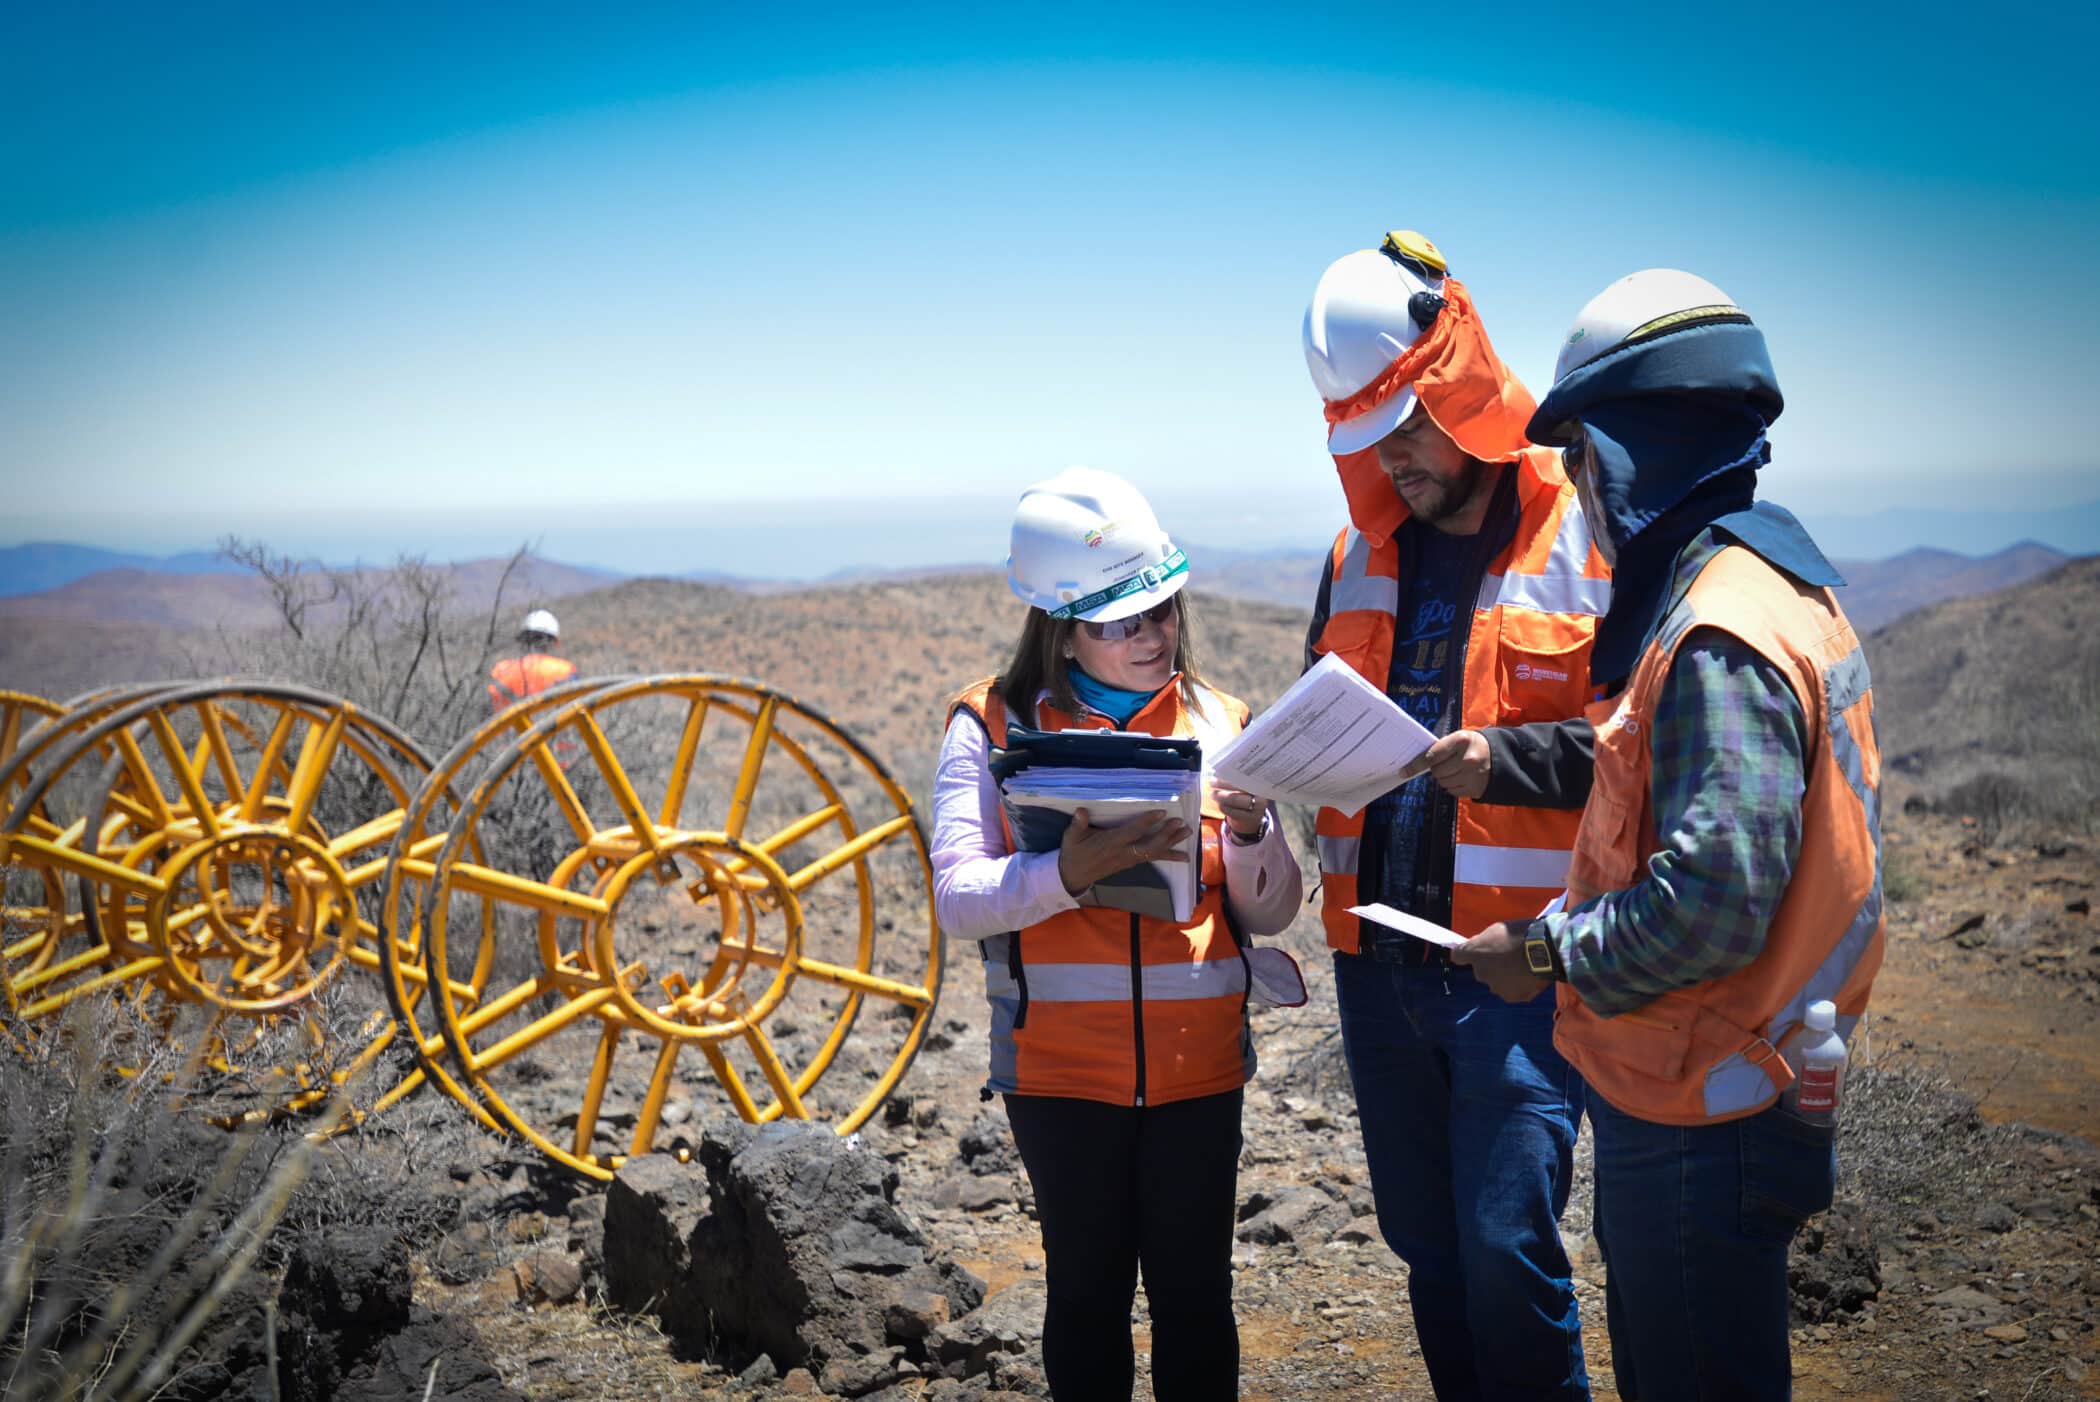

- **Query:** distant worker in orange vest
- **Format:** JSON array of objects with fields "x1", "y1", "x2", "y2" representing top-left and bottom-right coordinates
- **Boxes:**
[
  {"x1": 1457, "y1": 270, "x2": 1881, "y2": 1399},
  {"x1": 488, "y1": 609, "x2": 578, "y2": 714},
  {"x1": 1301, "y1": 232, "x2": 1609, "y2": 1400}
]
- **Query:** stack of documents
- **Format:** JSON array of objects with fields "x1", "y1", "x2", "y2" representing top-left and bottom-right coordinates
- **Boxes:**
[
  {"x1": 1210, "y1": 653, "x2": 1437, "y2": 816},
  {"x1": 990, "y1": 727, "x2": 1204, "y2": 923}
]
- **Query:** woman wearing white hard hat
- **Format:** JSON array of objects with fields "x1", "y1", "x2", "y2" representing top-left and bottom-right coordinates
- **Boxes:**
[{"x1": 933, "y1": 466, "x2": 1304, "y2": 1400}]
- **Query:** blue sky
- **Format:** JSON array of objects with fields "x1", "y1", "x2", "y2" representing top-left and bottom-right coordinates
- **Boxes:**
[{"x1": 3, "y1": 3, "x2": 2096, "y2": 576}]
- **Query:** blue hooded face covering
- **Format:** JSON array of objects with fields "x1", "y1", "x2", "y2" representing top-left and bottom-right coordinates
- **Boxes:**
[{"x1": 1528, "y1": 318, "x2": 1843, "y2": 687}]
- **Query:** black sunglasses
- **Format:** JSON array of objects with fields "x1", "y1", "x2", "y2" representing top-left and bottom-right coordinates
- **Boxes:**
[{"x1": 1079, "y1": 598, "x2": 1177, "y2": 642}]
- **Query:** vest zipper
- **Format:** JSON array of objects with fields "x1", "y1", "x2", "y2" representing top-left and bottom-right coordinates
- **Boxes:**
[{"x1": 1129, "y1": 912, "x2": 1147, "y2": 1107}]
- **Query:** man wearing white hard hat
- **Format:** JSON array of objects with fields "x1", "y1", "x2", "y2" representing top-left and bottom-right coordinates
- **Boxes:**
[
  {"x1": 1456, "y1": 272, "x2": 1881, "y2": 1398},
  {"x1": 1302, "y1": 232, "x2": 1609, "y2": 1399},
  {"x1": 933, "y1": 467, "x2": 1305, "y2": 1399},
  {"x1": 487, "y1": 608, "x2": 577, "y2": 714}
]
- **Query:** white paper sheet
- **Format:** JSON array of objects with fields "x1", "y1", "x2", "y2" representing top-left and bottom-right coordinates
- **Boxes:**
[
  {"x1": 1209, "y1": 653, "x2": 1437, "y2": 815},
  {"x1": 999, "y1": 768, "x2": 1204, "y2": 922},
  {"x1": 1348, "y1": 902, "x2": 1469, "y2": 949}
]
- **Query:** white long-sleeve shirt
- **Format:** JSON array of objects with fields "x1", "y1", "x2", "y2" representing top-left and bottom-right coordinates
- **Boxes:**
[{"x1": 931, "y1": 708, "x2": 1303, "y2": 942}]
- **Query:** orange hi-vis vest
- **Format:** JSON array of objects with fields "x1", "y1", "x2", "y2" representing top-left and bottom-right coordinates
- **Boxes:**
[
  {"x1": 948, "y1": 677, "x2": 1255, "y2": 1107},
  {"x1": 1554, "y1": 544, "x2": 1884, "y2": 1126},
  {"x1": 488, "y1": 653, "x2": 578, "y2": 712},
  {"x1": 1312, "y1": 447, "x2": 1609, "y2": 951}
]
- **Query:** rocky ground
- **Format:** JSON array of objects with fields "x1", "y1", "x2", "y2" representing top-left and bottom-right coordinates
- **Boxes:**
[{"x1": 269, "y1": 807, "x2": 2095, "y2": 1401}]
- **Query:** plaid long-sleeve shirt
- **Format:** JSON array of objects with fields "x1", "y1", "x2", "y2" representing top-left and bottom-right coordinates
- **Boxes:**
[{"x1": 1542, "y1": 540, "x2": 1811, "y2": 1016}]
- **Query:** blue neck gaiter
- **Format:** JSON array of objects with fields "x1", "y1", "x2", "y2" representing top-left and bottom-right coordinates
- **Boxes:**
[{"x1": 1069, "y1": 666, "x2": 1165, "y2": 726}]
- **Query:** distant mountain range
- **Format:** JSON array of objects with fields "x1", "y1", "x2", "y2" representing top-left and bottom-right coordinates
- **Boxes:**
[
  {"x1": 0, "y1": 536, "x2": 2080, "y2": 648},
  {"x1": 1188, "y1": 539, "x2": 2077, "y2": 637}
]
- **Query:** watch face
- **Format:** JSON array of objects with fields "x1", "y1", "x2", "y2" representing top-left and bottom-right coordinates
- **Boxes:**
[{"x1": 1524, "y1": 938, "x2": 1555, "y2": 976}]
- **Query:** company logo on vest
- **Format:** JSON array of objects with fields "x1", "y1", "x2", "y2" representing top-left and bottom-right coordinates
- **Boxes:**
[{"x1": 1513, "y1": 661, "x2": 1570, "y2": 683}]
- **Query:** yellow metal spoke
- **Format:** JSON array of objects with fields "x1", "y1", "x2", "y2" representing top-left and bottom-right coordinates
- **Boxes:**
[
  {"x1": 283, "y1": 710, "x2": 347, "y2": 835},
  {"x1": 4, "y1": 834, "x2": 168, "y2": 899},
  {"x1": 529, "y1": 737, "x2": 597, "y2": 845},
  {"x1": 322, "y1": 809, "x2": 407, "y2": 869},
  {"x1": 698, "y1": 1039, "x2": 763, "y2": 1122},
  {"x1": 344, "y1": 831, "x2": 445, "y2": 890},
  {"x1": 197, "y1": 704, "x2": 244, "y2": 794},
  {"x1": 630, "y1": 1037, "x2": 681, "y2": 1154},
  {"x1": 19, "y1": 955, "x2": 164, "y2": 1019},
  {"x1": 104, "y1": 789, "x2": 159, "y2": 831},
  {"x1": 147, "y1": 709, "x2": 220, "y2": 840},
  {"x1": 22, "y1": 812, "x2": 68, "y2": 841},
  {"x1": 576, "y1": 712, "x2": 661, "y2": 857},
  {"x1": 466, "y1": 985, "x2": 619, "y2": 1074},
  {"x1": 659, "y1": 695, "x2": 710, "y2": 828},
  {"x1": 780, "y1": 814, "x2": 914, "y2": 894},
  {"x1": 574, "y1": 1022, "x2": 623, "y2": 1157},
  {"x1": 714, "y1": 804, "x2": 845, "y2": 883},
  {"x1": 0, "y1": 704, "x2": 20, "y2": 768},
  {"x1": 3, "y1": 928, "x2": 57, "y2": 961},
  {"x1": 741, "y1": 945, "x2": 931, "y2": 1007},
  {"x1": 451, "y1": 976, "x2": 555, "y2": 1040},
  {"x1": 112, "y1": 727, "x2": 174, "y2": 829},
  {"x1": 741, "y1": 1020, "x2": 808, "y2": 1120},
  {"x1": 239, "y1": 710, "x2": 297, "y2": 821},
  {"x1": 444, "y1": 862, "x2": 610, "y2": 920},
  {"x1": 723, "y1": 695, "x2": 778, "y2": 842}
]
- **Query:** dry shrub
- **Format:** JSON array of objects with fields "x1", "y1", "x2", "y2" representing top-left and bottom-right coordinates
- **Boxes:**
[
  {"x1": 0, "y1": 1002, "x2": 324, "y2": 1400},
  {"x1": 0, "y1": 993, "x2": 487, "y2": 1401},
  {"x1": 194, "y1": 537, "x2": 541, "y2": 765}
]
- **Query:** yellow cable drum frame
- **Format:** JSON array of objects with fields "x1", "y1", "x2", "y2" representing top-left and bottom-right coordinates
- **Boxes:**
[
  {"x1": 376, "y1": 672, "x2": 628, "y2": 1137},
  {"x1": 1, "y1": 684, "x2": 187, "y2": 1013},
  {"x1": 411, "y1": 674, "x2": 942, "y2": 1180},
  {"x1": 0, "y1": 682, "x2": 434, "y2": 1119}
]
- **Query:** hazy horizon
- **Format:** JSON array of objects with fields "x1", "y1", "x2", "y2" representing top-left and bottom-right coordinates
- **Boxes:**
[{"x1": 7, "y1": 487, "x2": 2099, "y2": 585}]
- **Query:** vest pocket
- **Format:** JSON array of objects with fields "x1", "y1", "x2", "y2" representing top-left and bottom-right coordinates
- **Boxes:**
[
  {"x1": 1495, "y1": 622, "x2": 1591, "y2": 726},
  {"x1": 1556, "y1": 991, "x2": 1697, "y2": 1083},
  {"x1": 1569, "y1": 789, "x2": 1641, "y2": 893}
]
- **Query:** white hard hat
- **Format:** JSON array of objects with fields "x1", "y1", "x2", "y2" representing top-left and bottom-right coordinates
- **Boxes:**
[
  {"x1": 520, "y1": 609, "x2": 560, "y2": 640},
  {"x1": 1006, "y1": 467, "x2": 1188, "y2": 622},
  {"x1": 1303, "y1": 232, "x2": 1450, "y2": 455},
  {"x1": 1553, "y1": 269, "x2": 1747, "y2": 385}
]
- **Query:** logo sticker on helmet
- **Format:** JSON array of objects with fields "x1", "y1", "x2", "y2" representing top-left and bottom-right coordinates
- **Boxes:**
[{"x1": 1083, "y1": 528, "x2": 1105, "y2": 548}]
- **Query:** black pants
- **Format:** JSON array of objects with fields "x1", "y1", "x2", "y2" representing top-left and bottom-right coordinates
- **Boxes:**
[{"x1": 1004, "y1": 1088, "x2": 1243, "y2": 1401}]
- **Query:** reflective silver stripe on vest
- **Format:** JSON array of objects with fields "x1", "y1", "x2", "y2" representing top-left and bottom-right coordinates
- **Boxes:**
[
  {"x1": 1319, "y1": 834, "x2": 1361, "y2": 875},
  {"x1": 1330, "y1": 527, "x2": 1398, "y2": 616},
  {"x1": 1452, "y1": 842, "x2": 1571, "y2": 889},
  {"x1": 982, "y1": 933, "x2": 1021, "y2": 1093},
  {"x1": 1474, "y1": 496, "x2": 1611, "y2": 618},
  {"x1": 983, "y1": 958, "x2": 1248, "y2": 1003},
  {"x1": 1701, "y1": 645, "x2": 1884, "y2": 1120}
]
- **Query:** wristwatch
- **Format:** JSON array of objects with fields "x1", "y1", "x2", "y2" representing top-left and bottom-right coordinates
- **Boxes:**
[{"x1": 1522, "y1": 922, "x2": 1563, "y2": 980}]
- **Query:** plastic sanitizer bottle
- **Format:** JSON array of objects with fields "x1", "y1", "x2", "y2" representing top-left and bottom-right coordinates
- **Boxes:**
[{"x1": 1783, "y1": 1000, "x2": 1847, "y2": 1124}]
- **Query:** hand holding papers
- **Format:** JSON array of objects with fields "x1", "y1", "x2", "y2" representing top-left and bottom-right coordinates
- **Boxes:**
[
  {"x1": 1210, "y1": 654, "x2": 1437, "y2": 816},
  {"x1": 990, "y1": 727, "x2": 1204, "y2": 922}
]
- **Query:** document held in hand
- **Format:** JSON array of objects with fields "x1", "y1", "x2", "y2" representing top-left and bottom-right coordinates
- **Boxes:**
[
  {"x1": 1209, "y1": 653, "x2": 1437, "y2": 816},
  {"x1": 1349, "y1": 902, "x2": 1469, "y2": 949},
  {"x1": 989, "y1": 726, "x2": 1204, "y2": 923}
]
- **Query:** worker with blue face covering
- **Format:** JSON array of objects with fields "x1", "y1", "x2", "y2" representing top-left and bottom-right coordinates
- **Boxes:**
[{"x1": 1457, "y1": 271, "x2": 1884, "y2": 1400}]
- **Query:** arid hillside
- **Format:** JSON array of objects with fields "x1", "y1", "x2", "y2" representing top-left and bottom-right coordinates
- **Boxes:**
[
  {"x1": 1865, "y1": 555, "x2": 2100, "y2": 832},
  {"x1": 552, "y1": 572, "x2": 1312, "y2": 813}
]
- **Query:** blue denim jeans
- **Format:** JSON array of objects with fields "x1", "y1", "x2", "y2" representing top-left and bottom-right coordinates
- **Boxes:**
[
  {"x1": 1589, "y1": 1094, "x2": 1836, "y2": 1401},
  {"x1": 1333, "y1": 953, "x2": 1590, "y2": 1401}
]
